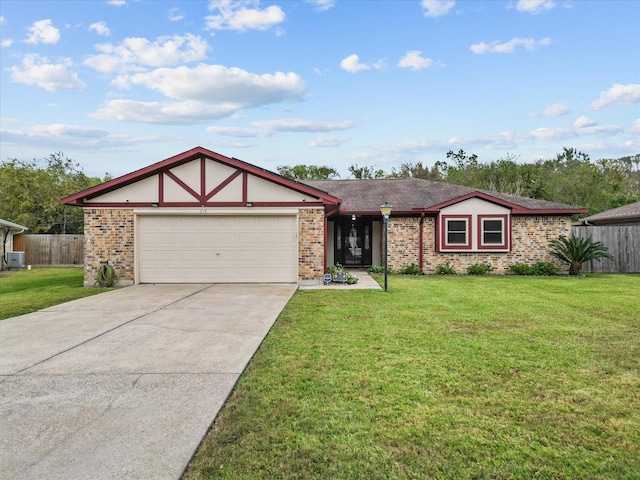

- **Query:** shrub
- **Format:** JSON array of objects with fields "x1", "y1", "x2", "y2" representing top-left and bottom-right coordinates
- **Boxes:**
[
  {"x1": 435, "y1": 261, "x2": 456, "y2": 275},
  {"x1": 509, "y1": 261, "x2": 558, "y2": 276},
  {"x1": 328, "y1": 263, "x2": 359, "y2": 284},
  {"x1": 467, "y1": 263, "x2": 494, "y2": 275},
  {"x1": 508, "y1": 262, "x2": 534, "y2": 275},
  {"x1": 398, "y1": 263, "x2": 421, "y2": 275},
  {"x1": 367, "y1": 265, "x2": 385, "y2": 274},
  {"x1": 549, "y1": 235, "x2": 614, "y2": 275},
  {"x1": 532, "y1": 261, "x2": 558, "y2": 276}
]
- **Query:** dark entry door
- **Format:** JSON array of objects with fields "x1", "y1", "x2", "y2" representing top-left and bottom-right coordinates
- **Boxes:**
[{"x1": 335, "y1": 219, "x2": 372, "y2": 267}]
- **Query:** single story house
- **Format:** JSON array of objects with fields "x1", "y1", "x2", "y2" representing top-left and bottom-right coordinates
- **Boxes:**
[
  {"x1": 579, "y1": 201, "x2": 640, "y2": 226},
  {"x1": 62, "y1": 147, "x2": 587, "y2": 286},
  {"x1": 1, "y1": 218, "x2": 28, "y2": 271}
]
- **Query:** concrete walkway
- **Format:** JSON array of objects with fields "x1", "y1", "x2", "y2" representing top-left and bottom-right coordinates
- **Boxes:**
[
  {"x1": 299, "y1": 269, "x2": 382, "y2": 290},
  {"x1": 0, "y1": 283, "x2": 297, "y2": 480}
]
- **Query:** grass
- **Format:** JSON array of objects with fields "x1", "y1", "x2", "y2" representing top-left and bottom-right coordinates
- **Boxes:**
[
  {"x1": 0, "y1": 267, "x2": 109, "y2": 320},
  {"x1": 184, "y1": 274, "x2": 640, "y2": 479}
]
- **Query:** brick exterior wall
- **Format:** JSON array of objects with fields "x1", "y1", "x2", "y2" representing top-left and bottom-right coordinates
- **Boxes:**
[
  {"x1": 298, "y1": 207, "x2": 325, "y2": 282},
  {"x1": 84, "y1": 208, "x2": 135, "y2": 285},
  {"x1": 386, "y1": 217, "x2": 421, "y2": 270},
  {"x1": 382, "y1": 214, "x2": 572, "y2": 274}
]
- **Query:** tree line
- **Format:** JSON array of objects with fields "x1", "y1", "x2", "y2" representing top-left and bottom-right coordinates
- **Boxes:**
[
  {"x1": 1, "y1": 148, "x2": 637, "y2": 234},
  {"x1": 278, "y1": 148, "x2": 639, "y2": 216},
  {"x1": 0, "y1": 153, "x2": 110, "y2": 234}
]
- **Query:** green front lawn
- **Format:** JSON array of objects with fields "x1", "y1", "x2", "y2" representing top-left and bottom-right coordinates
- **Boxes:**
[
  {"x1": 0, "y1": 267, "x2": 108, "y2": 320},
  {"x1": 185, "y1": 275, "x2": 640, "y2": 479}
]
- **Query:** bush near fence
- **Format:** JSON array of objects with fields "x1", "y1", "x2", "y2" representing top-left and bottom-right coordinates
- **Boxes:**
[{"x1": 13, "y1": 234, "x2": 84, "y2": 266}]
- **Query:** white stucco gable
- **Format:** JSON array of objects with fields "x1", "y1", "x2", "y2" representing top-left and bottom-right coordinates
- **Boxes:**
[{"x1": 80, "y1": 155, "x2": 324, "y2": 207}]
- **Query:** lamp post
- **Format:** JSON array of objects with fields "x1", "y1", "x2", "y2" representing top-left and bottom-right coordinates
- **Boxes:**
[{"x1": 380, "y1": 201, "x2": 393, "y2": 292}]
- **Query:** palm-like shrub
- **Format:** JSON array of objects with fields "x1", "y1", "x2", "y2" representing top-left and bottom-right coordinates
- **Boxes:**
[{"x1": 548, "y1": 235, "x2": 614, "y2": 275}]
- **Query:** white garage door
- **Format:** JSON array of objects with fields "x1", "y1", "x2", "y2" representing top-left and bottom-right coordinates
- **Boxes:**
[{"x1": 137, "y1": 215, "x2": 298, "y2": 283}]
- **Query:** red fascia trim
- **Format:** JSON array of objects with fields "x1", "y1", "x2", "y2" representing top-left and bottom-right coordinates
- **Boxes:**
[
  {"x1": 81, "y1": 201, "x2": 324, "y2": 208},
  {"x1": 425, "y1": 191, "x2": 521, "y2": 212},
  {"x1": 476, "y1": 214, "x2": 509, "y2": 250},
  {"x1": 159, "y1": 171, "x2": 164, "y2": 204},
  {"x1": 61, "y1": 146, "x2": 342, "y2": 206},
  {"x1": 440, "y1": 214, "x2": 473, "y2": 251},
  {"x1": 81, "y1": 202, "x2": 156, "y2": 208},
  {"x1": 511, "y1": 208, "x2": 589, "y2": 215}
]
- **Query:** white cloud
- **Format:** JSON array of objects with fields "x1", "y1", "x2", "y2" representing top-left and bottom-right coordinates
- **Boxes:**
[
  {"x1": 206, "y1": 125, "x2": 265, "y2": 137},
  {"x1": 310, "y1": 135, "x2": 350, "y2": 147},
  {"x1": 89, "y1": 21, "x2": 110, "y2": 36},
  {"x1": 0, "y1": 15, "x2": 6, "y2": 25},
  {"x1": 108, "y1": 0, "x2": 126, "y2": 6},
  {"x1": 421, "y1": 0, "x2": 455, "y2": 18},
  {"x1": 591, "y1": 83, "x2": 640, "y2": 109},
  {"x1": 532, "y1": 102, "x2": 570, "y2": 117},
  {"x1": 380, "y1": 122, "x2": 624, "y2": 157},
  {"x1": 397, "y1": 50, "x2": 434, "y2": 70},
  {"x1": 470, "y1": 37, "x2": 551, "y2": 54},
  {"x1": 252, "y1": 118, "x2": 355, "y2": 132},
  {"x1": 84, "y1": 34, "x2": 209, "y2": 73},
  {"x1": 25, "y1": 19, "x2": 60, "y2": 45},
  {"x1": 91, "y1": 99, "x2": 239, "y2": 124},
  {"x1": 574, "y1": 116, "x2": 596, "y2": 128},
  {"x1": 1, "y1": 39, "x2": 12, "y2": 47},
  {"x1": 206, "y1": 1, "x2": 285, "y2": 32},
  {"x1": 9, "y1": 54, "x2": 86, "y2": 92},
  {"x1": 207, "y1": 118, "x2": 355, "y2": 137},
  {"x1": 168, "y1": 7, "x2": 185, "y2": 21},
  {"x1": 340, "y1": 54, "x2": 370, "y2": 73},
  {"x1": 630, "y1": 119, "x2": 640, "y2": 134},
  {"x1": 0, "y1": 123, "x2": 109, "y2": 147},
  {"x1": 114, "y1": 64, "x2": 305, "y2": 103},
  {"x1": 92, "y1": 65, "x2": 306, "y2": 124},
  {"x1": 516, "y1": 0, "x2": 556, "y2": 14},
  {"x1": 306, "y1": 0, "x2": 335, "y2": 11},
  {"x1": 340, "y1": 54, "x2": 387, "y2": 73}
]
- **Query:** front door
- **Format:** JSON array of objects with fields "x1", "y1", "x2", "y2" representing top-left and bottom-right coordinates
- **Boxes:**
[{"x1": 334, "y1": 219, "x2": 372, "y2": 267}]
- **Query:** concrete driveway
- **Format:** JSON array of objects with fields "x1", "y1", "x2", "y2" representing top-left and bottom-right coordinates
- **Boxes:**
[{"x1": 0, "y1": 283, "x2": 297, "y2": 479}]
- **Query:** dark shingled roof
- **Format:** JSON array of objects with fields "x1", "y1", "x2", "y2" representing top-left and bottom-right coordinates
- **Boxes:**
[
  {"x1": 581, "y1": 201, "x2": 640, "y2": 225},
  {"x1": 304, "y1": 179, "x2": 586, "y2": 215}
]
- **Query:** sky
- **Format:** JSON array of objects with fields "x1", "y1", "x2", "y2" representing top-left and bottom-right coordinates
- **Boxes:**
[{"x1": 0, "y1": 0, "x2": 639, "y2": 179}]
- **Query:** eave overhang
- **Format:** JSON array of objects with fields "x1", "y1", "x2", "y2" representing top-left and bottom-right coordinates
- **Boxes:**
[{"x1": 61, "y1": 146, "x2": 341, "y2": 207}]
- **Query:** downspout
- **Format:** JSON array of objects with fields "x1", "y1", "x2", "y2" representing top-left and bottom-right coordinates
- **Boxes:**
[{"x1": 419, "y1": 212, "x2": 424, "y2": 274}]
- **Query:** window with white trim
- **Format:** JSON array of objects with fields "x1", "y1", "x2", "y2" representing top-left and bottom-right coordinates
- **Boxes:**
[
  {"x1": 442, "y1": 215, "x2": 472, "y2": 249},
  {"x1": 478, "y1": 215, "x2": 508, "y2": 249}
]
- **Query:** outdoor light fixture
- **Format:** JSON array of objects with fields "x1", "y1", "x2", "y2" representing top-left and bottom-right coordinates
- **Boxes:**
[
  {"x1": 151, "y1": 202, "x2": 159, "y2": 207},
  {"x1": 380, "y1": 201, "x2": 392, "y2": 292},
  {"x1": 246, "y1": 202, "x2": 253, "y2": 207},
  {"x1": 352, "y1": 214, "x2": 356, "y2": 221}
]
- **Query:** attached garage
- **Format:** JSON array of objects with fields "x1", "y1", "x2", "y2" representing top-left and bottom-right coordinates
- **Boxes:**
[
  {"x1": 137, "y1": 213, "x2": 298, "y2": 283},
  {"x1": 61, "y1": 147, "x2": 339, "y2": 286}
]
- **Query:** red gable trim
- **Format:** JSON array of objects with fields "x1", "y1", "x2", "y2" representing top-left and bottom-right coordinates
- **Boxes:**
[
  {"x1": 61, "y1": 146, "x2": 341, "y2": 206},
  {"x1": 415, "y1": 191, "x2": 587, "y2": 215}
]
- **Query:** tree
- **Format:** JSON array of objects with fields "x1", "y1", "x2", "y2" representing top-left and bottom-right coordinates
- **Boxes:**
[
  {"x1": 548, "y1": 235, "x2": 614, "y2": 275},
  {"x1": 276, "y1": 164, "x2": 340, "y2": 181},
  {"x1": 348, "y1": 164, "x2": 386, "y2": 179},
  {"x1": 0, "y1": 153, "x2": 107, "y2": 234},
  {"x1": 388, "y1": 161, "x2": 443, "y2": 181}
]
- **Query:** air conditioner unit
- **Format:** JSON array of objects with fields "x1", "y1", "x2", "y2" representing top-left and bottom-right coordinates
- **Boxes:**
[{"x1": 8, "y1": 252, "x2": 25, "y2": 269}]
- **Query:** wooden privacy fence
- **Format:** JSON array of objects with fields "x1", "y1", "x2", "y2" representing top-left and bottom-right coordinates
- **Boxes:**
[
  {"x1": 13, "y1": 234, "x2": 84, "y2": 266},
  {"x1": 571, "y1": 225, "x2": 640, "y2": 273}
]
